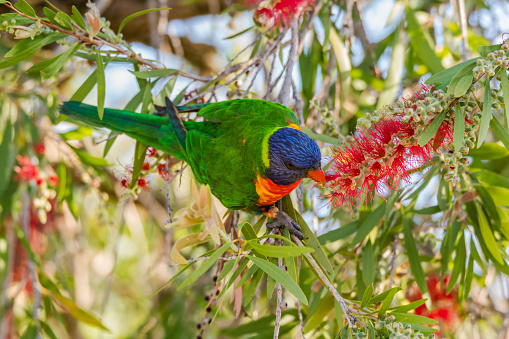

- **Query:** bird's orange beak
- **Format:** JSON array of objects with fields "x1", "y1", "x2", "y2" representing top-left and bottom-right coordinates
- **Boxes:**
[{"x1": 307, "y1": 168, "x2": 326, "y2": 186}]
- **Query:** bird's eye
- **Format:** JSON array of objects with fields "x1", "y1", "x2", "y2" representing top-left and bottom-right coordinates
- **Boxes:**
[{"x1": 286, "y1": 161, "x2": 295, "y2": 169}]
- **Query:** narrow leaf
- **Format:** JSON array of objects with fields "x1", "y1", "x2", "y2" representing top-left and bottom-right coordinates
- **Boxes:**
[
  {"x1": 360, "y1": 284, "x2": 374, "y2": 309},
  {"x1": 178, "y1": 242, "x2": 233, "y2": 290},
  {"x1": 490, "y1": 116, "x2": 509, "y2": 151},
  {"x1": 249, "y1": 255, "x2": 308, "y2": 305},
  {"x1": 418, "y1": 113, "x2": 446, "y2": 146},
  {"x1": 350, "y1": 202, "x2": 386, "y2": 248},
  {"x1": 402, "y1": 211, "x2": 428, "y2": 295},
  {"x1": 478, "y1": 80, "x2": 492, "y2": 147},
  {"x1": 118, "y1": 8, "x2": 171, "y2": 34},
  {"x1": 318, "y1": 221, "x2": 358, "y2": 244},
  {"x1": 248, "y1": 241, "x2": 314, "y2": 258},
  {"x1": 500, "y1": 69, "x2": 509, "y2": 129},
  {"x1": 378, "y1": 287, "x2": 401, "y2": 317},
  {"x1": 391, "y1": 312, "x2": 438, "y2": 325},
  {"x1": 71, "y1": 6, "x2": 87, "y2": 30},
  {"x1": 14, "y1": 0, "x2": 37, "y2": 17},
  {"x1": 130, "y1": 68, "x2": 178, "y2": 78},
  {"x1": 453, "y1": 106, "x2": 465, "y2": 151},
  {"x1": 476, "y1": 204, "x2": 503, "y2": 264},
  {"x1": 94, "y1": 51, "x2": 106, "y2": 120}
]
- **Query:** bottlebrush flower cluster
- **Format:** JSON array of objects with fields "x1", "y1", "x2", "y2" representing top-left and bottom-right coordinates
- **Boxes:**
[
  {"x1": 324, "y1": 85, "x2": 480, "y2": 211},
  {"x1": 247, "y1": 0, "x2": 314, "y2": 28},
  {"x1": 114, "y1": 147, "x2": 174, "y2": 192}
]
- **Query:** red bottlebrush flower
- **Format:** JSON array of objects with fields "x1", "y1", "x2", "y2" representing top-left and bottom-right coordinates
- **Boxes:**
[
  {"x1": 137, "y1": 177, "x2": 150, "y2": 191},
  {"x1": 33, "y1": 143, "x2": 45, "y2": 155},
  {"x1": 158, "y1": 163, "x2": 168, "y2": 180},
  {"x1": 146, "y1": 147, "x2": 157, "y2": 157},
  {"x1": 324, "y1": 85, "x2": 457, "y2": 211},
  {"x1": 142, "y1": 162, "x2": 150, "y2": 171},
  {"x1": 114, "y1": 163, "x2": 133, "y2": 188},
  {"x1": 247, "y1": 0, "x2": 314, "y2": 28},
  {"x1": 49, "y1": 175, "x2": 58, "y2": 186},
  {"x1": 14, "y1": 155, "x2": 43, "y2": 184},
  {"x1": 407, "y1": 274, "x2": 460, "y2": 335}
]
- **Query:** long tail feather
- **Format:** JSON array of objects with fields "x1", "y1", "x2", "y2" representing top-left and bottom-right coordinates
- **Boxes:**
[{"x1": 60, "y1": 101, "x2": 185, "y2": 159}]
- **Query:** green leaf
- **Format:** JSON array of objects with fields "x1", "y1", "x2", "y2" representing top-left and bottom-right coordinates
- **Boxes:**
[
  {"x1": 42, "y1": 42, "x2": 81, "y2": 80},
  {"x1": 478, "y1": 44, "x2": 501, "y2": 57},
  {"x1": 368, "y1": 286, "x2": 401, "y2": 304},
  {"x1": 14, "y1": 0, "x2": 37, "y2": 17},
  {"x1": 51, "y1": 293, "x2": 110, "y2": 331},
  {"x1": 378, "y1": 287, "x2": 401, "y2": 317},
  {"x1": 437, "y1": 178, "x2": 450, "y2": 211},
  {"x1": 350, "y1": 202, "x2": 386, "y2": 248},
  {"x1": 217, "y1": 257, "x2": 238, "y2": 281},
  {"x1": 453, "y1": 74, "x2": 473, "y2": 98},
  {"x1": 243, "y1": 268, "x2": 264, "y2": 306},
  {"x1": 130, "y1": 68, "x2": 179, "y2": 79},
  {"x1": 318, "y1": 221, "x2": 358, "y2": 244},
  {"x1": 406, "y1": 7, "x2": 444, "y2": 73},
  {"x1": 178, "y1": 241, "x2": 233, "y2": 290},
  {"x1": 478, "y1": 170, "x2": 509, "y2": 190},
  {"x1": 96, "y1": 51, "x2": 105, "y2": 120},
  {"x1": 402, "y1": 211, "x2": 428, "y2": 295},
  {"x1": 118, "y1": 7, "x2": 171, "y2": 35},
  {"x1": 453, "y1": 106, "x2": 465, "y2": 152},
  {"x1": 478, "y1": 80, "x2": 492, "y2": 147},
  {"x1": 0, "y1": 120, "x2": 15, "y2": 197},
  {"x1": 464, "y1": 253, "x2": 474, "y2": 301},
  {"x1": 490, "y1": 116, "x2": 509, "y2": 151},
  {"x1": 360, "y1": 284, "x2": 374, "y2": 309},
  {"x1": 470, "y1": 237, "x2": 487, "y2": 272},
  {"x1": 500, "y1": 69, "x2": 509, "y2": 129},
  {"x1": 294, "y1": 209, "x2": 334, "y2": 278},
  {"x1": 224, "y1": 25, "x2": 254, "y2": 39},
  {"x1": 468, "y1": 142, "x2": 509, "y2": 159},
  {"x1": 130, "y1": 141, "x2": 147, "y2": 189},
  {"x1": 390, "y1": 298, "x2": 427, "y2": 313},
  {"x1": 71, "y1": 6, "x2": 87, "y2": 30},
  {"x1": 54, "y1": 12, "x2": 73, "y2": 29},
  {"x1": 362, "y1": 241, "x2": 374, "y2": 285},
  {"x1": 70, "y1": 146, "x2": 109, "y2": 166},
  {"x1": 43, "y1": 7, "x2": 57, "y2": 23},
  {"x1": 417, "y1": 112, "x2": 446, "y2": 146},
  {"x1": 0, "y1": 33, "x2": 67, "y2": 69},
  {"x1": 390, "y1": 312, "x2": 438, "y2": 325},
  {"x1": 148, "y1": 262, "x2": 194, "y2": 298},
  {"x1": 476, "y1": 204, "x2": 503, "y2": 264},
  {"x1": 236, "y1": 263, "x2": 258, "y2": 288},
  {"x1": 446, "y1": 62, "x2": 477, "y2": 98},
  {"x1": 70, "y1": 59, "x2": 110, "y2": 102},
  {"x1": 217, "y1": 259, "x2": 249, "y2": 300},
  {"x1": 447, "y1": 233, "x2": 466, "y2": 294},
  {"x1": 247, "y1": 241, "x2": 314, "y2": 258},
  {"x1": 414, "y1": 205, "x2": 441, "y2": 214},
  {"x1": 249, "y1": 255, "x2": 308, "y2": 305},
  {"x1": 60, "y1": 126, "x2": 93, "y2": 140},
  {"x1": 425, "y1": 57, "x2": 480, "y2": 86}
]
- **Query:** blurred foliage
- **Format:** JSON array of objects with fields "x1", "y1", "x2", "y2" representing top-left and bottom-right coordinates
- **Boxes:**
[{"x1": 1, "y1": 0, "x2": 509, "y2": 338}]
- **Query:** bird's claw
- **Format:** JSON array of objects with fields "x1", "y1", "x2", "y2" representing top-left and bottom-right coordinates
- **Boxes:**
[{"x1": 266, "y1": 208, "x2": 303, "y2": 240}]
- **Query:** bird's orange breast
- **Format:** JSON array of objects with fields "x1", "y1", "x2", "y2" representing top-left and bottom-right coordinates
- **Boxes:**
[{"x1": 254, "y1": 173, "x2": 302, "y2": 206}]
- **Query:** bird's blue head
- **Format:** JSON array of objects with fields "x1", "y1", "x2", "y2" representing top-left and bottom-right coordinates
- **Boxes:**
[{"x1": 266, "y1": 127, "x2": 325, "y2": 186}]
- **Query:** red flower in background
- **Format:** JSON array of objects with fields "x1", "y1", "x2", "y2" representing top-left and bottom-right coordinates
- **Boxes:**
[
  {"x1": 14, "y1": 155, "x2": 43, "y2": 185},
  {"x1": 407, "y1": 275, "x2": 461, "y2": 336},
  {"x1": 33, "y1": 143, "x2": 45, "y2": 155},
  {"x1": 247, "y1": 0, "x2": 314, "y2": 28}
]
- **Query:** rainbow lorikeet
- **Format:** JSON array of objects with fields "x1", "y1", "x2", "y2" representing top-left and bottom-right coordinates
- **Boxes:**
[{"x1": 60, "y1": 98, "x2": 325, "y2": 239}]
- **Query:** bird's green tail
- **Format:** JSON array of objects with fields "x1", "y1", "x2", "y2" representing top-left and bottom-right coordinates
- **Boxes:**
[{"x1": 60, "y1": 101, "x2": 186, "y2": 160}]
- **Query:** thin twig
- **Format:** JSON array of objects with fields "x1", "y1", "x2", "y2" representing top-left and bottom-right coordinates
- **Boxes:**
[
  {"x1": 264, "y1": 29, "x2": 285, "y2": 100},
  {"x1": 292, "y1": 79, "x2": 304, "y2": 123},
  {"x1": 298, "y1": 0, "x2": 323, "y2": 55},
  {"x1": 291, "y1": 235, "x2": 355, "y2": 328},
  {"x1": 297, "y1": 257, "x2": 305, "y2": 338},
  {"x1": 457, "y1": 0, "x2": 470, "y2": 60},
  {"x1": 165, "y1": 155, "x2": 174, "y2": 223},
  {"x1": 280, "y1": 18, "x2": 299, "y2": 106},
  {"x1": 242, "y1": 34, "x2": 285, "y2": 99}
]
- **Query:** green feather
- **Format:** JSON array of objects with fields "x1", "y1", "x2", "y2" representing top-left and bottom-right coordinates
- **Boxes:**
[{"x1": 60, "y1": 99, "x2": 300, "y2": 210}]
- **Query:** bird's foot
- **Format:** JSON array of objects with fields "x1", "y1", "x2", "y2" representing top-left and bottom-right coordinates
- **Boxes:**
[{"x1": 265, "y1": 206, "x2": 304, "y2": 240}]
